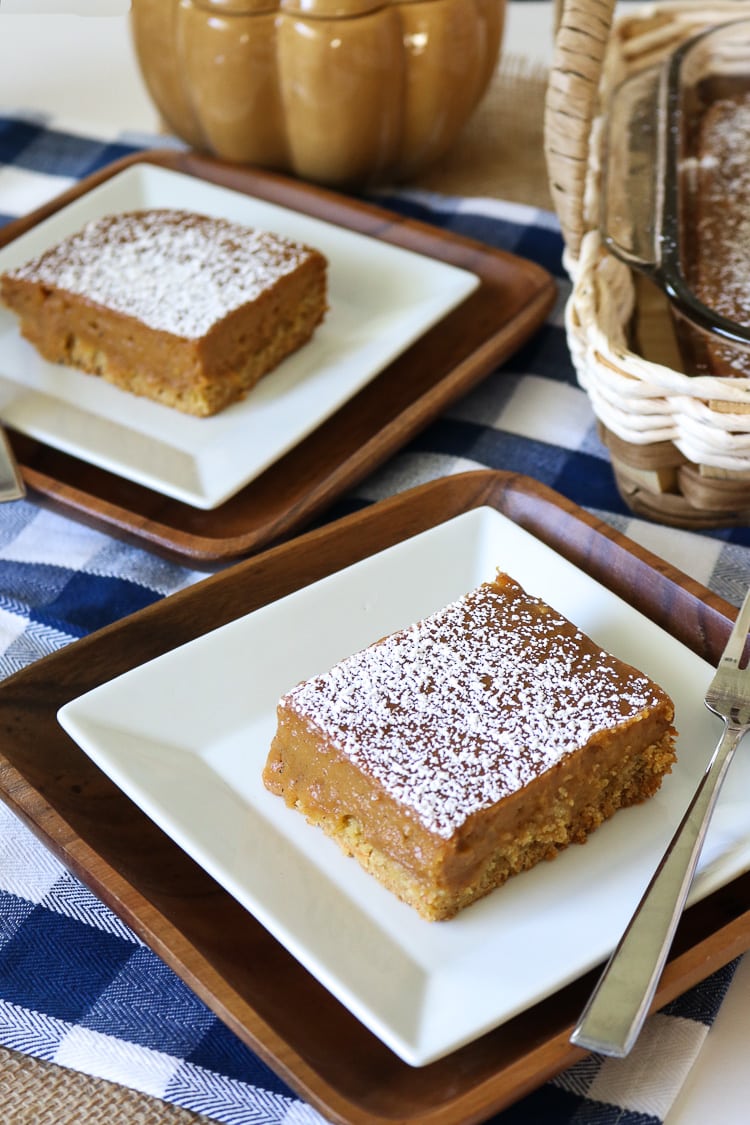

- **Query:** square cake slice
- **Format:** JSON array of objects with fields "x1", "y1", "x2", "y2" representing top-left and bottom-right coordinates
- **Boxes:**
[
  {"x1": 0, "y1": 208, "x2": 328, "y2": 417},
  {"x1": 263, "y1": 573, "x2": 677, "y2": 921}
]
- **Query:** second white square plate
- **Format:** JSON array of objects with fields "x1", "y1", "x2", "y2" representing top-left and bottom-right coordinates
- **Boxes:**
[
  {"x1": 57, "y1": 507, "x2": 750, "y2": 1065},
  {"x1": 0, "y1": 163, "x2": 478, "y2": 509}
]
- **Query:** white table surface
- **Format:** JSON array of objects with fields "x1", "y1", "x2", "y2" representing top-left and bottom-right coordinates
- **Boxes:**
[{"x1": 1, "y1": 3, "x2": 749, "y2": 1121}]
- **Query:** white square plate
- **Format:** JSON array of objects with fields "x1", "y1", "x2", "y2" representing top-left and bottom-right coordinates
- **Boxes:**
[
  {"x1": 57, "y1": 507, "x2": 750, "y2": 1066},
  {"x1": 0, "y1": 163, "x2": 478, "y2": 509}
]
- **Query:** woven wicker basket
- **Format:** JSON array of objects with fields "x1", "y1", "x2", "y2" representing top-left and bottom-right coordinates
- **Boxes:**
[{"x1": 545, "y1": 0, "x2": 750, "y2": 528}]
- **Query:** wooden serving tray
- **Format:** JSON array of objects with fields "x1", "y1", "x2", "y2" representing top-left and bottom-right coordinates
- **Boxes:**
[
  {"x1": 0, "y1": 150, "x2": 556, "y2": 565},
  {"x1": 0, "y1": 469, "x2": 749, "y2": 1125}
]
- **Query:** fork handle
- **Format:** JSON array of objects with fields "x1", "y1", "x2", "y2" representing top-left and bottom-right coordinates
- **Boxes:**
[
  {"x1": 0, "y1": 427, "x2": 24, "y2": 502},
  {"x1": 570, "y1": 721, "x2": 745, "y2": 1057}
]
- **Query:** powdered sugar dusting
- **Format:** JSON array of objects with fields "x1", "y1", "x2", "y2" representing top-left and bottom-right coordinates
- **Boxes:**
[
  {"x1": 6, "y1": 209, "x2": 317, "y2": 339},
  {"x1": 285, "y1": 576, "x2": 666, "y2": 838}
]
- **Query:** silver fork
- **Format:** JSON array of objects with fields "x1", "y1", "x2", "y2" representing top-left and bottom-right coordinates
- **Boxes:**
[{"x1": 570, "y1": 583, "x2": 750, "y2": 1058}]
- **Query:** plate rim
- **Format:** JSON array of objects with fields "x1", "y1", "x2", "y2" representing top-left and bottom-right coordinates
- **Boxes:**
[{"x1": 1, "y1": 469, "x2": 749, "y2": 1122}]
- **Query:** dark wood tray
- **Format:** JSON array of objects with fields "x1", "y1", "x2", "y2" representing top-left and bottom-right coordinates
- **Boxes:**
[
  {"x1": 0, "y1": 150, "x2": 555, "y2": 565},
  {"x1": 1, "y1": 469, "x2": 749, "y2": 1125}
]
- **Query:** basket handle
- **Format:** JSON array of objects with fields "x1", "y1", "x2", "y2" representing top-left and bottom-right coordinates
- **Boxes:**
[{"x1": 544, "y1": 0, "x2": 617, "y2": 258}]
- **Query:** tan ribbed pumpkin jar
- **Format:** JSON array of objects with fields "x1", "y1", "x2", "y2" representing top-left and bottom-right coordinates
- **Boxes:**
[{"x1": 131, "y1": 0, "x2": 505, "y2": 187}]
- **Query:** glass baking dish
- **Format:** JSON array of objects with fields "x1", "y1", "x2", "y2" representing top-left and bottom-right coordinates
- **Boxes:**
[{"x1": 601, "y1": 18, "x2": 750, "y2": 377}]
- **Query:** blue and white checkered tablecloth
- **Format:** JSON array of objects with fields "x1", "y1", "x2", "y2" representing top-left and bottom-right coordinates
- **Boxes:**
[{"x1": 0, "y1": 111, "x2": 748, "y2": 1125}]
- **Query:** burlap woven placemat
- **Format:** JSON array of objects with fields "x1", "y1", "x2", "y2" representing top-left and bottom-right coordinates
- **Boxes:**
[
  {"x1": 0, "y1": 51, "x2": 550, "y2": 1125},
  {"x1": 408, "y1": 52, "x2": 552, "y2": 208},
  {"x1": 0, "y1": 1045, "x2": 214, "y2": 1124}
]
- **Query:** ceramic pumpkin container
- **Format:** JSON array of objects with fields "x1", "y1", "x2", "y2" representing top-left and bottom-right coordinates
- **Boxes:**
[{"x1": 130, "y1": 0, "x2": 505, "y2": 187}]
